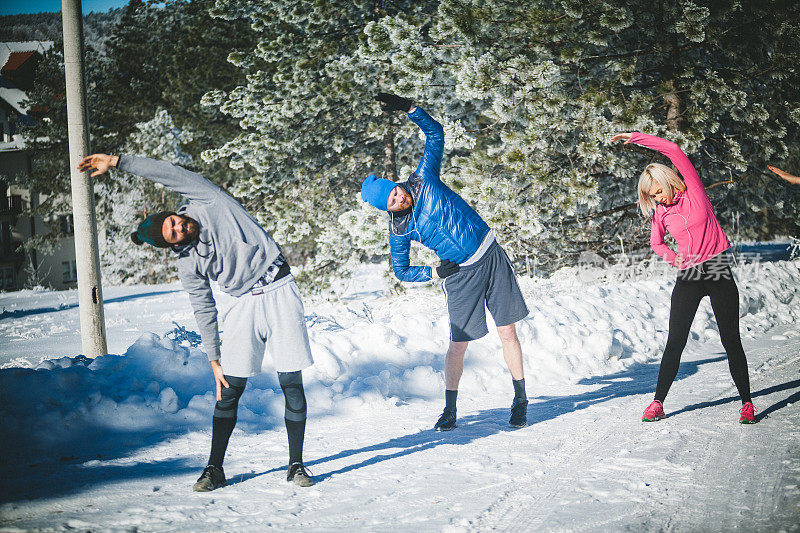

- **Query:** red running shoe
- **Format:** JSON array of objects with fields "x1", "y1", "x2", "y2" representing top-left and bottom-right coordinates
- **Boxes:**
[
  {"x1": 739, "y1": 402, "x2": 757, "y2": 424},
  {"x1": 642, "y1": 400, "x2": 665, "y2": 422}
]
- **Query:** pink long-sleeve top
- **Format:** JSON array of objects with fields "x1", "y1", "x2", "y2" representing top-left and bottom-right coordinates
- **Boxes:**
[{"x1": 629, "y1": 132, "x2": 730, "y2": 269}]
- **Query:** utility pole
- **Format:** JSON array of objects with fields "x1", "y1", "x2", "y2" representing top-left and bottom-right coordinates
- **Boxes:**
[{"x1": 62, "y1": 0, "x2": 107, "y2": 357}]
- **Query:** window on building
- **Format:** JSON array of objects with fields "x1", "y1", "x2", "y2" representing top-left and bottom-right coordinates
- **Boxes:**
[
  {"x1": 62, "y1": 260, "x2": 77, "y2": 283},
  {"x1": 8, "y1": 195, "x2": 22, "y2": 215},
  {"x1": 0, "y1": 221, "x2": 9, "y2": 245},
  {"x1": 0, "y1": 266, "x2": 16, "y2": 290},
  {"x1": 1, "y1": 108, "x2": 10, "y2": 143},
  {"x1": 59, "y1": 214, "x2": 74, "y2": 235}
]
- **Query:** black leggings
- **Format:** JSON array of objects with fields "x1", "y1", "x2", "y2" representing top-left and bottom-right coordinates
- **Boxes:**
[{"x1": 654, "y1": 258, "x2": 752, "y2": 404}]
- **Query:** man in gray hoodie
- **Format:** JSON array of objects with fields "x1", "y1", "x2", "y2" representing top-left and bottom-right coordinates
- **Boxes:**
[{"x1": 79, "y1": 153, "x2": 315, "y2": 491}]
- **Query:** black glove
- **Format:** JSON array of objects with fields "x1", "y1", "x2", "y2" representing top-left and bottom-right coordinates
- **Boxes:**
[
  {"x1": 376, "y1": 92, "x2": 413, "y2": 113},
  {"x1": 436, "y1": 260, "x2": 460, "y2": 279}
]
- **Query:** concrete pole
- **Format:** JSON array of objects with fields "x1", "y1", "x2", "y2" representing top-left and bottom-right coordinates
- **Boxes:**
[{"x1": 62, "y1": 0, "x2": 108, "y2": 357}]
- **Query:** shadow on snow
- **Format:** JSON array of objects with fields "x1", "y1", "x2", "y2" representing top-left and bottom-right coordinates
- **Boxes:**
[
  {"x1": 0, "y1": 457, "x2": 199, "y2": 504},
  {"x1": 0, "y1": 289, "x2": 182, "y2": 321},
  {"x1": 3, "y1": 355, "x2": 799, "y2": 502},
  {"x1": 229, "y1": 355, "x2": 728, "y2": 486},
  {"x1": 668, "y1": 377, "x2": 800, "y2": 421}
]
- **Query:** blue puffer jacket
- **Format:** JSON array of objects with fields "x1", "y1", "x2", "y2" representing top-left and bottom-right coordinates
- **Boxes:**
[{"x1": 388, "y1": 107, "x2": 490, "y2": 282}]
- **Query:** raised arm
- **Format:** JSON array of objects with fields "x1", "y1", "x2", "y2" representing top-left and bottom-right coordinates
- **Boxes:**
[
  {"x1": 374, "y1": 93, "x2": 445, "y2": 182},
  {"x1": 625, "y1": 132, "x2": 703, "y2": 194},
  {"x1": 408, "y1": 107, "x2": 445, "y2": 182},
  {"x1": 79, "y1": 153, "x2": 221, "y2": 205},
  {"x1": 768, "y1": 165, "x2": 800, "y2": 185}
]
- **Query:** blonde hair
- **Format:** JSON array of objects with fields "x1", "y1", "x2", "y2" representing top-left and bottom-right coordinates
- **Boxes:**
[{"x1": 637, "y1": 163, "x2": 686, "y2": 218}]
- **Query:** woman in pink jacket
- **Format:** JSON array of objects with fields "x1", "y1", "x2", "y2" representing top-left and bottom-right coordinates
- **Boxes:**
[{"x1": 611, "y1": 132, "x2": 756, "y2": 424}]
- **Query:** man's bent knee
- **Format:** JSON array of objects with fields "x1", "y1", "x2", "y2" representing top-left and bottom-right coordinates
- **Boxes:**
[
  {"x1": 214, "y1": 375, "x2": 247, "y2": 419},
  {"x1": 497, "y1": 324, "x2": 518, "y2": 342},
  {"x1": 279, "y1": 371, "x2": 307, "y2": 422},
  {"x1": 447, "y1": 341, "x2": 468, "y2": 357}
]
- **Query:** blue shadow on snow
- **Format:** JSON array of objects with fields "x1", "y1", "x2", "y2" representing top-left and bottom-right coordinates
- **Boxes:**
[
  {"x1": 668, "y1": 378, "x2": 800, "y2": 421},
  {"x1": 0, "y1": 289, "x2": 181, "y2": 321},
  {"x1": 229, "y1": 355, "x2": 724, "y2": 486},
  {"x1": 0, "y1": 453, "x2": 199, "y2": 504},
  {"x1": 5, "y1": 356, "x2": 797, "y2": 500}
]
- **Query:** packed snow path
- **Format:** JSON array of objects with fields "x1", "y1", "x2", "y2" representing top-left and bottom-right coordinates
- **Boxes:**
[
  {"x1": 1, "y1": 328, "x2": 799, "y2": 531},
  {"x1": 1, "y1": 259, "x2": 799, "y2": 531}
]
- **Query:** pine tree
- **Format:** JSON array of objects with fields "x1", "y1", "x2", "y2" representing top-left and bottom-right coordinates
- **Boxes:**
[
  {"x1": 22, "y1": 0, "x2": 799, "y2": 290},
  {"x1": 201, "y1": 0, "x2": 435, "y2": 286},
  {"x1": 18, "y1": 0, "x2": 258, "y2": 283},
  {"x1": 348, "y1": 0, "x2": 800, "y2": 272}
]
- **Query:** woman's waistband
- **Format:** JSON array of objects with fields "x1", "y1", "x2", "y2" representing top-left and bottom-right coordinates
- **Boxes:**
[{"x1": 676, "y1": 251, "x2": 732, "y2": 281}]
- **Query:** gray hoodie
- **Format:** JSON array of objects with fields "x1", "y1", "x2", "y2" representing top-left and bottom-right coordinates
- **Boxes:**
[{"x1": 118, "y1": 156, "x2": 282, "y2": 361}]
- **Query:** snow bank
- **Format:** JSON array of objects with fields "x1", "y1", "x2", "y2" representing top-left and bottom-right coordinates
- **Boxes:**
[{"x1": 1, "y1": 260, "x2": 798, "y2": 463}]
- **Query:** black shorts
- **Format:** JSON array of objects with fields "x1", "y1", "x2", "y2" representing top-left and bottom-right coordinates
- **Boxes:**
[{"x1": 442, "y1": 242, "x2": 529, "y2": 342}]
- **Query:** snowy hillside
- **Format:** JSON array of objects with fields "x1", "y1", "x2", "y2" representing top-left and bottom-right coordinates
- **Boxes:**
[{"x1": 1, "y1": 257, "x2": 799, "y2": 531}]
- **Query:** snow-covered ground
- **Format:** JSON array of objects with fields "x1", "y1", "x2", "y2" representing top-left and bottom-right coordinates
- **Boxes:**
[{"x1": 1, "y1": 255, "x2": 799, "y2": 531}]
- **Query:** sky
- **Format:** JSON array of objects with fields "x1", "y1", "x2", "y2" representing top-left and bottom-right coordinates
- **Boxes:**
[{"x1": 0, "y1": 0, "x2": 129, "y2": 15}]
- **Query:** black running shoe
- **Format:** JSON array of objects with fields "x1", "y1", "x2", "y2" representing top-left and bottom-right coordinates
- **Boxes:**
[
  {"x1": 509, "y1": 398, "x2": 528, "y2": 428},
  {"x1": 434, "y1": 407, "x2": 457, "y2": 431},
  {"x1": 287, "y1": 462, "x2": 315, "y2": 487},
  {"x1": 193, "y1": 465, "x2": 226, "y2": 492}
]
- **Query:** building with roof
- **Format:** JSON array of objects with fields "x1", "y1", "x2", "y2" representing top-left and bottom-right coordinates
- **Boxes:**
[{"x1": 1, "y1": 41, "x2": 80, "y2": 291}]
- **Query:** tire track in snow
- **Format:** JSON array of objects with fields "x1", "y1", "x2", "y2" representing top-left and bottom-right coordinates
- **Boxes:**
[
  {"x1": 460, "y1": 335, "x2": 800, "y2": 532},
  {"x1": 460, "y1": 417, "x2": 621, "y2": 531},
  {"x1": 659, "y1": 337, "x2": 800, "y2": 531}
]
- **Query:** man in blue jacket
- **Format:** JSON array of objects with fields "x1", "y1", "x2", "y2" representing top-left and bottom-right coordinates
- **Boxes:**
[
  {"x1": 361, "y1": 93, "x2": 530, "y2": 430},
  {"x1": 78, "y1": 153, "x2": 315, "y2": 491}
]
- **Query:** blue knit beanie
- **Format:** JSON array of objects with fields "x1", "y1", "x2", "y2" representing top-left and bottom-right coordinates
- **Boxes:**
[{"x1": 360, "y1": 174, "x2": 397, "y2": 211}]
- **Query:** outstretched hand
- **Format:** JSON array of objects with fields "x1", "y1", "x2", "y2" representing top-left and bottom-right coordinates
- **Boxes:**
[
  {"x1": 376, "y1": 92, "x2": 413, "y2": 113},
  {"x1": 78, "y1": 154, "x2": 118, "y2": 177},
  {"x1": 610, "y1": 133, "x2": 633, "y2": 143},
  {"x1": 767, "y1": 165, "x2": 800, "y2": 185}
]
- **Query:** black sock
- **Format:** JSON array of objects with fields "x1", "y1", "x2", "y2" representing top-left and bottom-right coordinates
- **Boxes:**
[
  {"x1": 513, "y1": 378, "x2": 526, "y2": 401},
  {"x1": 445, "y1": 389, "x2": 458, "y2": 411},
  {"x1": 208, "y1": 416, "x2": 236, "y2": 468},
  {"x1": 285, "y1": 418, "x2": 306, "y2": 465}
]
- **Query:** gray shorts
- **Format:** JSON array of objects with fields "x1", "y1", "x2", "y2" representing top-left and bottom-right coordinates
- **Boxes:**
[
  {"x1": 220, "y1": 275, "x2": 314, "y2": 377},
  {"x1": 442, "y1": 242, "x2": 529, "y2": 342}
]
